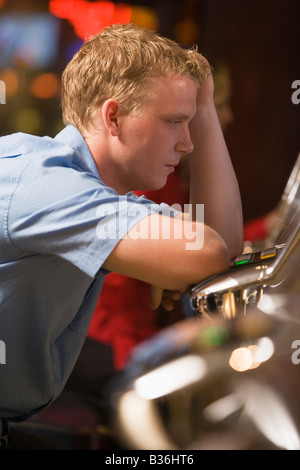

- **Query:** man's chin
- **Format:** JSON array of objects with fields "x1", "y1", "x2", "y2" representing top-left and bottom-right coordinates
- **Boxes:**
[
  {"x1": 136, "y1": 177, "x2": 168, "y2": 192},
  {"x1": 150, "y1": 178, "x2": 168, "y2": 191}
]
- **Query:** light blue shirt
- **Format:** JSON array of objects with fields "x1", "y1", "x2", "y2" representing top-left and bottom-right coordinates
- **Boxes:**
[{"x1": 0, "y1": 125, "x2": 178, "y2": 424}]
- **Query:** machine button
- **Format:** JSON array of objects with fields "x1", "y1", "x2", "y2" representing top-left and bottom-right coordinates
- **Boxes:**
[
  {"x1": 234, "y1": 254, "x2": 252, "y2": 265},
  {"x1": 260, "y1": 248, "x2": 277, "y2": 259}
]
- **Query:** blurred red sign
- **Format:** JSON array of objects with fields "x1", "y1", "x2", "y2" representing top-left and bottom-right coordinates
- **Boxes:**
[{"x1": 49, "y1": 0, "x2": 132, "y2": 39}]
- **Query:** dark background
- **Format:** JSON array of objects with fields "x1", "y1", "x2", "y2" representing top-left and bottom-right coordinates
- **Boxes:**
[
  {"x1": 199, "y1": 0, "x2": 300, "y2": 222},
  {"x1": 0, "y1": 0, "x2": 299, "y2": 222}
]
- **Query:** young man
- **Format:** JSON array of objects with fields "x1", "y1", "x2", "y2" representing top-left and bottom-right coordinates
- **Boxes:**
[
  {"x1": 86, "y1": 56, "x2": 237, "y2": 372},
  {"x1": 0, "y1": 24, "x2": 243, "y2": 448}
]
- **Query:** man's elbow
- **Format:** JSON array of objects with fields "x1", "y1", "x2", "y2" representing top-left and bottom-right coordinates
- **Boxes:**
[
  {"x1": 171, "y1": 230, "x2": 231, "y2": 291},
  {"x1": 227, "y1": 230, "x2": 244, "y2": 260},
  {"x1": 200, "y1": 235, "x2": 230, "y2": 278}
]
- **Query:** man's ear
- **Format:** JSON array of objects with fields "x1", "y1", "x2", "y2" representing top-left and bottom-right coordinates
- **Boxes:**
[{"x1": 101, "y1": 99, "x2": 121, "y2": 137}]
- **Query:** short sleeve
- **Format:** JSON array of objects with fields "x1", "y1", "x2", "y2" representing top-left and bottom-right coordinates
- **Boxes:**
[{"x1": 8, "y1": 156, "x2": 180, "y2": 278}]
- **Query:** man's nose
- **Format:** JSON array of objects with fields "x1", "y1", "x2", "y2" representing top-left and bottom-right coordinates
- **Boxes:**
[{"x1": 175, "y1": 128, "x2": 194, "y2": 154}]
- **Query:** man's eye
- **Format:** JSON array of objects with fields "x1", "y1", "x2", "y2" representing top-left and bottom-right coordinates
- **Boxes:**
[{"x1": 168, "y1": 120, "x2": 181, "y2": 125}]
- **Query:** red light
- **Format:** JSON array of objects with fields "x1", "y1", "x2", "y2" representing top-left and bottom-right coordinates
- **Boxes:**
[{"x1": 49, "y1": 0, "x2": 132, "y2": 40}]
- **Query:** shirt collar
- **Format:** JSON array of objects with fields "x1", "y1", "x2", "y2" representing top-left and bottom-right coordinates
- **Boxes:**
[{"x1": 54, "y1": 125, "x2": 100, "y2": 178}]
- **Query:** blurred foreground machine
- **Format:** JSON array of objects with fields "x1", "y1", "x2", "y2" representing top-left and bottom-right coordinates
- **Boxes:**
[{"x1": 106, "y1": 154, "x2": 300, "y2": 450}]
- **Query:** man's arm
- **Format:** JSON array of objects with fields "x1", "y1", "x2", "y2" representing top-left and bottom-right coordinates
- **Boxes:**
[
  {"x1": 102, "y1": 213, "x2": 230, "y2": 293},
  {"x1": 188, "y1": 58, "x2": 244, "y2": 259}
]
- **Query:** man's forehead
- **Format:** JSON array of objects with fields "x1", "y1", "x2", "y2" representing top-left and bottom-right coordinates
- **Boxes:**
[
  {"x1": 149, "y1": 73, "x2": 197, "y2": 89},
  {"x1": 147, "y1": 74, "x2": 197, "y2": 103}
]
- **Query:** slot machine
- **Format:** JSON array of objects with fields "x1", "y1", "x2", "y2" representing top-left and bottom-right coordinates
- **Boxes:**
[{"x1": 183, "y1": 153, "x2": 300, "y2": 322}]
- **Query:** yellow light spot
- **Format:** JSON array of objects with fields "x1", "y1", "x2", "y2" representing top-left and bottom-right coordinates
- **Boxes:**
[
  {"x1": 0, "y1": 69, "x2": 20, "y2": 96},
  {"x1": 30, "y1": 73, "x2": 60, "y2": 99}
]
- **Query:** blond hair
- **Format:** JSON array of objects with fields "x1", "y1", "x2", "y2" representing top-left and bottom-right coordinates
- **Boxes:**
[{"x1": 61, "y1": 23, "x2": 210, "y2": 133}]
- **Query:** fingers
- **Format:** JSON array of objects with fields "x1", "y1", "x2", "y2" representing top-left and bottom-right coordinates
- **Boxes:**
[
  {"x1": 161, "y1": 292, "x2": 174, "y2": 311},
  {"x1": 150, "y1": 285, "x2": 163, "y2": 310},
  {"x1": 150, "y1": 287, "x2": 183, "y2": 311}
]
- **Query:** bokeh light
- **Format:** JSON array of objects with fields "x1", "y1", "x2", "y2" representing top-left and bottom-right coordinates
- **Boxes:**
[{"x1": 30, "y1": 72, "x2": 60, "y2": 99}]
